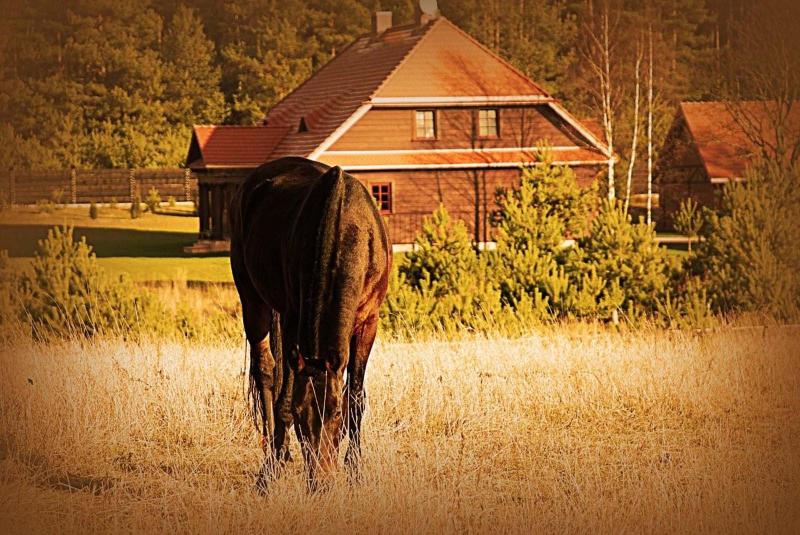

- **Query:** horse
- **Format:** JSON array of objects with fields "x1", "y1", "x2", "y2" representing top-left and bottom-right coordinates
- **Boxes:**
[{"x1": 229, "y1": 157, "x2": 392, "y2": 491}]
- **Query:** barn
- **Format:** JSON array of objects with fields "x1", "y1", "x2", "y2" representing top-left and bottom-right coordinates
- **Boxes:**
[
  {"x1": 185, "y1": 7, "x2": 613, "y2": 250},
  {"x1": 657, "y1": 100, "x2": 800, "y2": 228}
]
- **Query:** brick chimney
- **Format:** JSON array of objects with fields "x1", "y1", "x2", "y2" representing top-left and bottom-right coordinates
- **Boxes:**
[{"x1": 372, "y1": 11, "x2": 393, "y2": 35}]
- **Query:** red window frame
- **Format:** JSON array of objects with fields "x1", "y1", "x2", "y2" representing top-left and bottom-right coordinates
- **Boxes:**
[{"x1": 371, "y1": 182, "x2": 393, "y2": 214}]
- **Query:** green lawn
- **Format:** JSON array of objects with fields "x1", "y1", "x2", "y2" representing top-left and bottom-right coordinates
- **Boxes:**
[{"x1": 0, "y1": 206, "x2": 233, "y2": 283}]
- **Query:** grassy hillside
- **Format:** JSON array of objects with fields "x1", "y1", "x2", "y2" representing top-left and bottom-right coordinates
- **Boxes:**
[{"x1": 0, "y1": 327, "x2": 797, "y2": 533}]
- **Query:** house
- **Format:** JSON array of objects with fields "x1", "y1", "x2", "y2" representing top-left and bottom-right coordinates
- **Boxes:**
[
  {"x1": 657, "y1": 100, "x2": 800, "y2": 228},
  {"x1": 186, "y1": 5, "x2": 613, "y2": 250}
]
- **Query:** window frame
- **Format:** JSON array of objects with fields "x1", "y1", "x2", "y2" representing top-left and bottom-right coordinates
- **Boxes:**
[
  {"x1": 477, "y1": 108, "x2": 500, "y2": 139},
  {"x1": 370, "y1": 181, "x2": 394, "y2": 214},
  {"x1": 413, "y1": 109, "x2": 437, "y2": 140}
]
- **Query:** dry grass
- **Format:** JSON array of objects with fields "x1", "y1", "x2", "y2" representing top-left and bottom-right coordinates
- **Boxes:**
[{"x1": 0, "y1": 326, "x2": 798, "y2": 534}]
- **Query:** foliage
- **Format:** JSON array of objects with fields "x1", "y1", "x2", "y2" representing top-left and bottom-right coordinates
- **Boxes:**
[
  {"x1": 89, "y1": 202, "x2": 99, "y2": 219},
  {"x1": 167, "y1": 196, "x2": 176, "y2": 208},
  {"x1": 382, "y1": 205, "x2": 513, "y2": 335},
  {"x1": 14, "y1": 226, "x2": 161, "y2": 339},
  {"x1": 0, "y1": 0, "x2": 742, "y2": 170},
  {"x1": 692, "y1": 161, "x2": 800, "y2": 319},
  {"x1": 574, "y1": 200, "x2": 673, "y2": 320},
  {"x1": 145, "y1": 188, "x2": 161, "y2": 213},
  {"x1": 673, "y1": 197, "x2": 703, "y2": 253},
  {"x1": 491, "y1": 151, "x2": 595, "y2": 315}
]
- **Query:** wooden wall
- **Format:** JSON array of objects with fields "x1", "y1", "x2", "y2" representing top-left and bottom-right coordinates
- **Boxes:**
[
  {"x1": 331, "y1": 105, "x2": 589, "y2": 151},
  {"x1": 655, "y1": 117, "x2": 721, "y2": 230},
  {"x1": 353, "y1": 164, "x2": 603, "y2": 243}
]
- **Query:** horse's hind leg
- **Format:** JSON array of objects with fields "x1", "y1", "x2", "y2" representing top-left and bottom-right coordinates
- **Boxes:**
[{"x1": 345, "y1": 313, "x2": 379, "y2": 476}]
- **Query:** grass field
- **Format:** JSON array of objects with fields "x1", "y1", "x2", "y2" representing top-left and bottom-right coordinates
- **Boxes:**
[
  {"x1": 1, "y1": 326, "x2": 798, "y2": 533},
  {"x1": 0, "y1": 206, "x2": 233, "y2": 283}
]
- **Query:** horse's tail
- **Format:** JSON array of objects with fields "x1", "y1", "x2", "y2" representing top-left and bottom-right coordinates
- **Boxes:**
[{"x1": 307, "y1": 166, "x2": 347, "y2": 360}]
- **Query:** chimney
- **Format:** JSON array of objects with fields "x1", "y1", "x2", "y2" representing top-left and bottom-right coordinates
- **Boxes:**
[
  {"x1": 372, "y1": 11, "x2": 393, "y2": 35},
  {"x1": 415, "y1": 0, "x2": 439, "y2": 26}
]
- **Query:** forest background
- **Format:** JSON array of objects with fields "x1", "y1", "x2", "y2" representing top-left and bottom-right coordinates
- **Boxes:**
[{"x1": 1, "y1": 0, "x2": 790, "y2": 175}]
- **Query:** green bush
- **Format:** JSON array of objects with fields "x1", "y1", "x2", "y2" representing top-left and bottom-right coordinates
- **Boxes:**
[
  {"x1": 574, "y1": 200, "x2": 674, "y2": 320},
  {"x1": 167, "y1": 195, "x2": 176, "y2": 208},
  {"x1": 89, "y1": 202, "x2": 99, "y2": 219},
  {"x1": 381, "y1": 205, "x2": 511, "y2": 335},
  {"x1": 491, "y1": 151, "x2": 595, "y2": 316},
  {"x1": 108, "y1": 197, "x2": 118, "y2": 209},
  {"x1": 145, "y1": 187, "x2": 161, "y2": 213},
  {"x1": 673, "y1": 198, "x2": 703, "y2": 253},
  {"x1": 14, "y1": 226, "x2": 161, "y2": 339},
  {"x1": 692, "y1": 160, "x2": 800, "y2": 318}
]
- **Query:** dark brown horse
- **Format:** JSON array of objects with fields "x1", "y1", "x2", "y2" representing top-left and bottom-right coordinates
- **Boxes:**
[{"x1": 229, "y1": 157, "x2": 391, "y2": 490}]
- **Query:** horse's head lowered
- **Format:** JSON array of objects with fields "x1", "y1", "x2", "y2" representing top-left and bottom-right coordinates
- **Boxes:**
[{"x1": 292, "y1": 350, "x2": 346, "y2": 488}]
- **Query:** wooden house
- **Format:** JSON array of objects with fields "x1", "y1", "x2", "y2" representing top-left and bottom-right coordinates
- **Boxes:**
[
  {"x1": 186, "y1": 7, "x2": 613, "y2": 249},
  {"x1": 657, "y1": 101, "x2": 800, "y2": 228}
]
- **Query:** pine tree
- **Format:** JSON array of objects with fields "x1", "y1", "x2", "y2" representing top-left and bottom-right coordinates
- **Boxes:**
[{"x1": 491, "y1": 149, "x2": 595, "y2": 314}]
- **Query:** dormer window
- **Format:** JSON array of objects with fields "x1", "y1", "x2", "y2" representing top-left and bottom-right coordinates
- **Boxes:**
[
  {"x1": 478, "y1": 108, "x2": 499, "y2": 138},
  {"x1": 414, "y1": 110, "x2": 436, "y2": 139},
  {"x1": 298, "y1": 117, "x2": 309, "y2": 133}
]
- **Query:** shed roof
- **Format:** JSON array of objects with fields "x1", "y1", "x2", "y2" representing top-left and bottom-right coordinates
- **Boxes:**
[
  {"x1": 680, "y1": 101, "x2": 800, "y2": 180},
  {"x1": 187, "y1": 125, "x2": 290, "y2": 168}
]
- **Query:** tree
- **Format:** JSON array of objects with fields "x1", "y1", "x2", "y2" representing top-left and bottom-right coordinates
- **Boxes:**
[
  {"x1": 161, "y1": 5, "x2": 226, "y2": 134},
  {"x1": 692, "y1": 161, "x2": 800, "y2": 318},
  {"x1": 491, "y1": 150, "x2": 596, "y2": 313}
]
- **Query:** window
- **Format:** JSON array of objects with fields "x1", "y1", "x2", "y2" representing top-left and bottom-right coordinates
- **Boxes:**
[
  {"x1": 478, "y1": 108, "x2": 499, "y2": 138},
  {"x1": 371, "y1": 183, "x2": 392, "y2": 213},
  {"x1": 415, "y1": 110, "x2": 436, "y2": 139}
]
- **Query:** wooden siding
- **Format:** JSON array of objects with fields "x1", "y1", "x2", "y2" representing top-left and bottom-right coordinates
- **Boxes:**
[
  {"x1": 656, "y1": 115, "x2": 721, "y2": 229},
  {"x1": 331, "y1": 106, "x2": 586, "y2": 151},
  {"x1": 352, "y1": 165, "x2": 602, "y2": 243}
]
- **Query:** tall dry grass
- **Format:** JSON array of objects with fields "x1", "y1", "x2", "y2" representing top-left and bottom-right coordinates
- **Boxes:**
[{"x1": 0, "y1": 326, "x2": 798, "y2": 533}]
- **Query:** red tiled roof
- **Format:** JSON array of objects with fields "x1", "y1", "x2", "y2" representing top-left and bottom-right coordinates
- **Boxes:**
[
  {"x1": 317, "y1": 148, "x2": 607, "y2": 169},
  {"x1": 374, "y1": 18, "x2": 548, "y2": 98},
  {"x1": 680, "y1": 101, "x2": 800, "y2": 179},
  {"x1": 265, "y1": 22, "x2": 432, "y2": 159},
  {"x1": 187, "y1": 16, "x2": 607, "y2": 168},
  {"x1": 187, "y1": 125, "x2": 290, "y2": 168}
]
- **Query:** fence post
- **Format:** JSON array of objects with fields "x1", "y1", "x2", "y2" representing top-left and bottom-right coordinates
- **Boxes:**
[
  {"x1": 184, "y1": 168, "x2": 191, "y2": 202},
  {"x1": 70, "y1": 167, "x2": 77, "y2": 204},
  {"x1": 9, "y1": 168, "x2": 15, "y2": 207},
  {"x1": 129, "y1": 169, "x2": 137, "y2": 204}
]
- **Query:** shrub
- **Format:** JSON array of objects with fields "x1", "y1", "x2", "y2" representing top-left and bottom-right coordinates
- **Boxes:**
[
  {"x1": 89, "y1": 202, "x2": 99, "y2": 219},
  {"x1": 382, "y1": 205, "x2": 509, "y2": 335},
  {"x1": 50, "y1": 187, "x2": 65, "y2": 207},
  {"x1": 14, "y1": 226, "x2": 161, "y2": 339},
  {"x1": 490, "y1": 150, "x2": 595, "y2": 316},
  {"x1": 145, "y1": 187, "x2": 161, "y2": 213},
  {"x1": 167, "y1": 195, "x2": 176, "y2": 208},
  {"x1": 574, "y1": 200, "x2": 674, "y2": 320},
  {"x1": 673, "y1": 198, "x2": 703, "y2": 253},
  {"x1": 692, "y1": 160, "x2": 800, "y2": 318},
  {"x1": 108, "y1": 197, "x2": 118, "y2": 209},
  {"x1": 36, "y1": 199, "x2": 55, "y2": 213},
  {"x1": 130, "y1": 196, "x2": 142, "y2": 219}
]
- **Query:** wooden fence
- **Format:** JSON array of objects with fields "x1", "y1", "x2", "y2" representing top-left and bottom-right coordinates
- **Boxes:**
[{"x1": 0, "y1": 168, "x2": 198, "y2": 205}]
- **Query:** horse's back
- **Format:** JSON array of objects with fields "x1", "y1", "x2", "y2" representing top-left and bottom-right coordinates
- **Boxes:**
[{"x1": 230, "y1": 157, "x2": 390, "y2": 320}]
